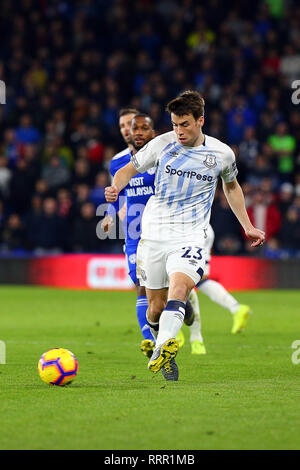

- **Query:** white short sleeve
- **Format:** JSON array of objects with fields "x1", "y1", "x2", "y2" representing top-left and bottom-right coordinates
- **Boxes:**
[
  {"x1": 131, "y1": 139, "x2": 158, "y2": 173},
  {"x1": 220, "y1": 147, "x2": 238, "y2": 183}
]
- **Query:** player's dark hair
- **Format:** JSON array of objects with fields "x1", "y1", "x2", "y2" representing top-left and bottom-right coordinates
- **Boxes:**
[
  {"x1": 132, "y1": 113, "x2": 154, "y2": 128},
  {"x1": 119, "y1": 108, "x2": 139, "y2": 118},
  {"x1": 166, "y1": 90, "x2": 205, "y2": 120}
]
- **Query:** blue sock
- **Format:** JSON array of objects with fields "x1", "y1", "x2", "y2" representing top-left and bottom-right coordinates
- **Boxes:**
[{"x1": 136, "y1": 296, "x2": 154, "y2": 341}]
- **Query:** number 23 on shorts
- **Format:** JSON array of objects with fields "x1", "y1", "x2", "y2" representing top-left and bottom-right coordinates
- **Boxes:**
[{"x1": 181, "y1": 246, "x2": 203, "y2": 260}]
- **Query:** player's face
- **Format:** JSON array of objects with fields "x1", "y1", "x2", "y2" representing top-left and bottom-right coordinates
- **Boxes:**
[
  {"x1": 119, "y1": 113, "x2": 136, "y2": 144},
  {"x1": 130, "y1": 116, "x2": 155, "y2": 150},
  {"x1": 171, "y1": 113, "x2": 204, "y2": 147}
]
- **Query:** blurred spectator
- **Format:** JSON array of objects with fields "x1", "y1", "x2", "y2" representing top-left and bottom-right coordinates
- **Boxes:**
[
  {"x1": 277, "y1": 182, "x2": 294, "y2": 216},
  {"x1": 1, "y1": 214, "x2": 27, "y2": 253},
  {"x1": 72, "y1": 201, "x2": 105, "y2": 253},
  {"x1": 238, "y1": 126, "x2": 259, "y2": 168},
  {"x1": 42, "y1": 156, "x2": 71, "y2": 191},
  {"x1": 0, "y1": 200, "x2": 6, "y2": 228},
  {"x1": 210, "y1": 191, "x2": 244, "y2": 254},
  {"x1": 227, "y1": 97, "x2": 257, "y2": 145},
  {"x1": 33, "y1": 198, "x2": 67, "y2": 255},
  {"x1": 295, "y1": 173, "x2": 300, "y2": 198},
  {"x1": 72, "y1": 158, "x2": 93, "y2": 187},
  {"x1": 278, "y1": 207, "x2": 300, "y2": 251},
  {"x1": 247, "y1": 190, "x2": 281, "y2": 240},
  {"x1": 263, "y1": 237, "x2": 283, "y2": 259},
  {"x1": 52, "y1": 137, "x2": 74, "y2": 169},
  {"x1": 86, "y1": 127, "x2": 105, "y2": 166},
  {"x1": 0, "y1": 156, "x2": 12, "y2": 200},
  {"x1": 25, "y1": 194, "x2": 43, "y2": 250},
  {"x1": 72, "y1": 183, "x2": 91, "y2": 220},
  {"x1": 246, "y1": 154, "x2": 278, "y2": 190},
  {"x1": 8, "y1": 159, "x2": 36, "y2": 214},
  {"x1": 293, "y1": 195, "x2": 300, "y2": 215},
  {"x1": 1, "y1": 129, "x2": 22, "y2": 168},
  {"x1": 89, "y1": 171, "x2": 110, "y2": 208},
  {"x1": 279, "y1": 45, "x2": 300, "y2": 82},
  {"x1": 15, "y1": 114, "x2": 40, "y2": 145},
  {"x1": 268, "y1": 122, "x2": 297, "y2": 182},
  {"x1": 57, "y1": 188, "x2": 73, "y2": 219},
  {"x1": 102, "y1": 145, "x2": 118, "y2": 172},
  {"x1": 34, "y1": 179, "x2": 50, "y2": 199}
]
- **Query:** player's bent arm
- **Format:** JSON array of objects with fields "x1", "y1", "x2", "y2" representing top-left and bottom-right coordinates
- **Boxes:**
[
  {"x1": 222, "y1": 178, "x2": 266, "y2": 247},
  {"x1": 114, "y1": 162, "x2": 139, "y2": 190},
  {"x1": 105, "y1": 162, "x2": 138, "y2": 203}
]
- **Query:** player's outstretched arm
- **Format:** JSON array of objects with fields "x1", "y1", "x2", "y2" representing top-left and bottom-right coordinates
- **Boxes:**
[
  {"x1": 222, "y1": 179, "x2": 265, "y2": 247},
  {"x1": 105, "y1": 162, "x2": 138, "y2": 203}
]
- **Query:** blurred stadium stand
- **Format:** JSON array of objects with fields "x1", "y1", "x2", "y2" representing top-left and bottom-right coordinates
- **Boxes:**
[{"x1": 0, "y1": 0, "x2": 299, "y2": 262}]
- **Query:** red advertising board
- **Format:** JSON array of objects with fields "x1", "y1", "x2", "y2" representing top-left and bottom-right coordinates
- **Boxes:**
[{"x1": 29, "y1": 254, "x2": 277, "y2": 291}]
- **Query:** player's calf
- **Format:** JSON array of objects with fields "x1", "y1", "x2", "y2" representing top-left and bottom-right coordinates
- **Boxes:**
[{"x1": 184, "y1": 299, "x2": 195, "y2": 326}]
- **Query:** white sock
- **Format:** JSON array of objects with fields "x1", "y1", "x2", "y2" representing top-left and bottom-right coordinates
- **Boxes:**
[
  {"x1": 197, "y1": 279, "x2": 239, "y2": 314},
  {"x1": 155, "y1": 300, "x2": 185, "y2": 348},
  {"x1": 188, "y1": 289, "x2": 203, "y2": 343}
]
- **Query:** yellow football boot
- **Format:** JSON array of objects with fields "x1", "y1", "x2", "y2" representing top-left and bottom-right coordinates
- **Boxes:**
[
  {"x1": 231, "y1": 305, "x2": 252, "y2": 334},
  {"x1": 148, "y1": 339, "x2": 179, "y2": 373},
  {"x1": 191, "y1": 340, "x2": 207, "y2": 355},
  {"x1": 140, "y1": 339, "x2": 155, "y2": 358}
]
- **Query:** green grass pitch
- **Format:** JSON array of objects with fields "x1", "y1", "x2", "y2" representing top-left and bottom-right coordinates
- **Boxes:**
[{"x1": 0, "y1": 286, "x2": 299, "y2": 450}]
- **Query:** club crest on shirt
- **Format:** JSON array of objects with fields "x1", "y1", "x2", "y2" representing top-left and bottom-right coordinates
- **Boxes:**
[
  {"x1": 203, "y1": 154, "x2": 217, "y2": 169},
  {"x1": 147, "y1": 167, "x2": 156, "y2": 175}
]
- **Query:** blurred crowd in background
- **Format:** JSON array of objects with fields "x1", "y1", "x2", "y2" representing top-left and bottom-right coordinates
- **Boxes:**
[{"x1": 0, "y1": 0, "x2": 299, "y2": 258}]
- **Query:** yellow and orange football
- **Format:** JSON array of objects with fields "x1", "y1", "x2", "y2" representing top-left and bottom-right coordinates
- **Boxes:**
[{"x1": 38, "y1": 348, "x2": 79, "y2": 386}]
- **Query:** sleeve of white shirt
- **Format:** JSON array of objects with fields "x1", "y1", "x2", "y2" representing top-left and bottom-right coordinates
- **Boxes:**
[
  {"x1": 130, "y1": 137, "x2": 158, "y2": 173},
  {"x1": 220, "y1": 146, "x2": 238, "y2": 183}
]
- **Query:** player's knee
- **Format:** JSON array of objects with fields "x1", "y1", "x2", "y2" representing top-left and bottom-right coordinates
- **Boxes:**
[{"x1": 170, "y1": 283, "x2": 191, "y2": 302}]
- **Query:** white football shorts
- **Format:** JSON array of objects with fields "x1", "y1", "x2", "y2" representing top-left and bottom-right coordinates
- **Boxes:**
[{"x1": 136, "y1": 238, "x2": 207, "y2": 289}]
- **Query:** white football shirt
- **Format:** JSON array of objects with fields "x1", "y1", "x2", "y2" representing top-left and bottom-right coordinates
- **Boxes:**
[{"x1": 131, "y1": 131, "x2": 238, "y2": 242}]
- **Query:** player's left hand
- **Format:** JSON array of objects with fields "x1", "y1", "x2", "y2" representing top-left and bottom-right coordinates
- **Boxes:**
[
  {"x1": 105, "y1": 185, "x2": 119, "y2": 203},
  {"x1": 101, "y1": 214, "x2": 114, "y2": 233},
  {"x1": 245, "y1": 227, "x2": 266, "y2": 247}
]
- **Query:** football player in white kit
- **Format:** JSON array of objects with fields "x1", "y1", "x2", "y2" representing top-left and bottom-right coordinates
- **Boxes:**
[{"x1": 105, "y1": 91, "x2": 265, "y2": 381}]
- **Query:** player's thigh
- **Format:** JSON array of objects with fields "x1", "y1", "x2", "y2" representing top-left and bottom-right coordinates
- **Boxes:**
[
  {"x1": 146, "y1": 287, "x2": 168, "y2": 323},
  {"x1": 136, "y1": 239, "x2": 169, "y2": 290},
  {"x1": 166, "y1": 244, "x2": 206, "y2": 289}
]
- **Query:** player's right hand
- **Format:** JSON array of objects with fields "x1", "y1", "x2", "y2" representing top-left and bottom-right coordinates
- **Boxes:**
[{"x1": 105, "y1": 185, "x2": 119, "y2": 203}]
